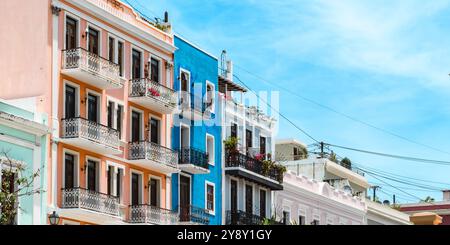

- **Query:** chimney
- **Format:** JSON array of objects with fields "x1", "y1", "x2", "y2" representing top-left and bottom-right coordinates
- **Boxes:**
[
  {"x1": 226, "y1": 60, "x2": 233, "y2": 81},
  {"x1": 443, "y1": 190, "x2": 450, "y2": 201}
]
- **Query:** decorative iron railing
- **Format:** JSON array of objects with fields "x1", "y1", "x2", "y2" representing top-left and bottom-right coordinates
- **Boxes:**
[
  {"x1": 225, "y1": 150, "x2": 284, "y2": 183},
  {"x1": 61, "y1": 117, "x2": 120, "y2": 150},
  {"x1": 178, "y1": 148, "x2": 209, "y2": 170},
  {"x1": 128, "y1": 141, "x2": 178, "y2": 168},
  {"x1": 225, "y1": 210, "x2": 283, "y2": 225},
  {"x1": 61, "y1": 187, "x2": 120, "y2": 216},
  {"x1": 178, "y1": 205, "x2": 210, "y2": 225},
  {"x1": 62, "y1": 47, "x2": 122, "y2": 87},
  {"x1": 129, "y1": 78, "x2": 177, "y2": 107},
  {"x1": 128, "y1": 205, "x2": 179, "y2": 225}
]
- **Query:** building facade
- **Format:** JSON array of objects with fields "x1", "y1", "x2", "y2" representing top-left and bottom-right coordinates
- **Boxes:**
[
  {"x1": 400, "y1": 190, "x2": 450, "y2": 225},
  {"x1": 219, "y1": 61, "x2": 284, "y2": 225},
  {"x1": 0, "y1": 100, "x2": 50, "y2": 225},
  {"x1": 171, "y1": 36, "x2": 222, "y2": 225},
  {"x1": 365, "y1": 199, "x2": 411, "y2": 225},
  {"x1": 49, "y1": 0, "x2": 179, "y2": 225},
  {"x1": 274, "y1": 171, "x2": 366, "y2": 225}
]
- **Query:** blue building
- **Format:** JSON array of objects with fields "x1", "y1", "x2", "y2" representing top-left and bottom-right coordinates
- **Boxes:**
[{"x1": 171, "y1": 35, "x2": 222, "y2": 225}]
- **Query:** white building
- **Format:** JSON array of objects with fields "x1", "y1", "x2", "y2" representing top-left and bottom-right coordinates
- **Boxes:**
[
  {"x1": 219, "y1": 59, "x2": 284, "y2": 225},
  {"x1": 365, "y1": 200, "x2": 411, "y2": 225},
  {"x1": 274, "y1": 171, "x2": 366, "y2": 225}
]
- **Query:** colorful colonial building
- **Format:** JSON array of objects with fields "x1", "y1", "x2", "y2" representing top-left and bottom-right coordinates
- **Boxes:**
[{"x1": 171, "y1": 35, "x2": 222, "y2": 225}]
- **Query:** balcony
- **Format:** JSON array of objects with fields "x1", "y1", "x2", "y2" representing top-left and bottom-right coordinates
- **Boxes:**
[
  {"x1": 225, "y1": 151, "x2": 284, "y2": 190},
  {"x1": 60, "y1": 117, "x2": 122, "y2": 155},
  {"x1": 179, "y1": 205, "x2": 210, "y2": 225},
  {"x1": 60, "y1": 188, "x2": 123, "y2": 223},
  {"x1": 129, "y1": 78, "x2": 177, "y2": 114},
  {"x1": 225, "y1": 210, "x2": 283, "y2": 225},
  {"x1": 178, "y1": 92, "x2": 211, "y2": 120},
  {"x1": 128, "y1": 141, "x2": 179, "y2": 174},
  {"x1": 61, "y1": 48, "x2": 123, "y2": 90},
  {"x1": 128, "y1": 205, "x2": 179, "y2": 225},
  {"x1": 178, "y1": 148, "x2": 210, "y2": 174}
]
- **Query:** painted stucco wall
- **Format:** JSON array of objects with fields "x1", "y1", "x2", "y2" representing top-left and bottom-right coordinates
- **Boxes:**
[{"x1": 171, "y1": 36, "x2": 222, "y2": 224}]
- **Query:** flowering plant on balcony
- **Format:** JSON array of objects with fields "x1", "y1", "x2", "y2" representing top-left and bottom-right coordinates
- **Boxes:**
[
  {"x1": 254, "y1": 153, "x2": 265, "y2": 161},
  {"x1": 148, "y1": 88, "x2": 160, "y2": 97},
  {"x1": 224, "y1": 137, "x2": 239, "y2": 153}
]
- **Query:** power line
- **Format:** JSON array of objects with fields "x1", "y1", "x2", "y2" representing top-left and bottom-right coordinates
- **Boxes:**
[
  {"x1": 325, "y1": 143, "x2": 450, "y2": 166},
  {"x1": 233, "y1": 63, "x2": 450, "y2": 156},
  {"x1": 232, "y1": 73, "x2": 321, "y2": 144}
]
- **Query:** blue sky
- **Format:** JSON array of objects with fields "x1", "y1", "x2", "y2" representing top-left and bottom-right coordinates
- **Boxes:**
[{"x1": 131, "y1": 0, "x2": 450, "y2": 203}]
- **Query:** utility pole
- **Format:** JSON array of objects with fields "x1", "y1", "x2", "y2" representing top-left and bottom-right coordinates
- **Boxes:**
[
  {"x1": 320, "y1": 142, "x2": 324, "y2": 158},
  {"x1": 371, "y1": 186, "x2": 381, "y2": 202},
  {"x1": 393, "y1": 194, "x2": 396, "y2": 205}
]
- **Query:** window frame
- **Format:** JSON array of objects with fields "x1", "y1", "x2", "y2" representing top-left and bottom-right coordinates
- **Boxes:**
[
  {"x1": 205, "y1": 181, "x2": 215, "y2": 215},
  {"x1": 63, "y1": 12, "x2": 80, "y2": 50},
  {"x1": 205, "y1": 133, "x2": 215, "y2": 166},
  {"x1": 205, "y1": 80, "x2": 215, "y2": 114},
  {"x1": 62, "y1": 148, "x2": 80, "y2": 189}
]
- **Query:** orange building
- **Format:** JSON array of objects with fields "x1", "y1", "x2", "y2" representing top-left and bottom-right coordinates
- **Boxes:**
[{"x1": 49, "y1": 0, "x2": 178, "y2": 225}]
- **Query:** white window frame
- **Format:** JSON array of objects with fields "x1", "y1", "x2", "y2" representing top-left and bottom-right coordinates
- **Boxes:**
[
  {"x1": 149, "y1": 55, "x2": 163, "y2": 83},
  {"x1": 205, "y1": 80, "x2": 215, "y2": 114},
  {"x1": 130, "y1": 169, "x2": 144, "y2": 205},
  {"x1": 85, "y1": 89, "x2": 102, "y2": 123},
  {"x1": 62, "y1": 148, "x2": 80, "y2": 189},
  {"x1": 117, "y1": 39, "x2": 125, "y2": 78},
  {"x1": 179, "y1": 122, "x2": 190, "y2": 149},
  {"x1": 298, "y1": 208, "x2": 307, "y2": 225},
  {"x1": 63, "y1": 80, "x2": 80, "y2": 119},
  {"x1": 85, "y1": 155, "x2": 101, "y2": 192},
  {"x1": 205, "y1": 133, "x2": 215, "y2": 166},
  {"x1": 106, "y1": 161, "x2": 125, "y2": 201},
  {"x1": 106, "y1": 97, "x2": 124, "y2": 140},
  {"x1": 130, "y1": 45, "x2": 145, "y2": 79},
  {"x1": 179, "y1": 68, "x2": 191, "y2": 110},
  {"x1": 205, "y1": 181, "x2": 215, "y2": 215},
  {"x1": 282, "y1": 206, "x2": 291, "y2": 225},
  {"x1": 63, "y1": 12, "x2": 81, "y2": 50},
  {"x1": 129, "y1": 106, "x2": 145, "y2": 142},
  {"x1": 148, "y1": 174, "x2": 162, "y2": 207}
]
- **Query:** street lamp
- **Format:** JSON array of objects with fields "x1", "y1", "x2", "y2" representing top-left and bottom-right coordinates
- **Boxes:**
[{"x1": 48, "y1": 211, "x2": 60, "y2": 225}]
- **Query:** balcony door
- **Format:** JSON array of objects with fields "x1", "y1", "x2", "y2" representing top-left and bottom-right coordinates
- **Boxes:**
[
  {"x1": 65, "y1": 85, "x2": 77, "y2": 119},
  {"x1": 86, "y1": 159, "x2": 98, "y2": 192},
  {"x1": 230, "y1": 180, "x2": 238, "y2": 213},
  {"x1": 132, "y1": 49, "x2": 142, "y2": 79},
  {"x1": 179, "y1": 175, "x2": 191, "y2": 222},
  {"x1": 260, "y1": 137, "x2": 266, "y2": 156},
  {"x1": 245, "y1": 129, "x2": 252, "y2": 154},
  {"x1": 180, "y1": 71, "x2": 190, "y2": 108},
  {"x1": 259, "y1": 190, "x2": 266, "y2": 218},
  {"x1": 245, "y1": 184, "x2": 253, "y2": 214},
  {"x1": 149, "y1": 118, "x2": 160, "y2": 144},
  {"x1": 87, "y1": 94, "x2": 99, "y2": 123},
  {"x1": 87, "y1": 27, "x2": 99, "y2": 55},
  {"x1": 150, "y1": 57, "x2": 160, "y2": 83},
  {"x1": 149, "y1": 178, "x2": 160, "y2": 207},
  {"x1": 64, "y1": 153, "x2": 76, "y2": 189},
  {"x1": 131, "y1": 173, "x2": 141, "y2": 205},
  {"x1": 65, "y1": 16, "x2": 77, "y2": 50},
  {"x1": 131, "y1": 111, "x2": 141, "y2": 143}
]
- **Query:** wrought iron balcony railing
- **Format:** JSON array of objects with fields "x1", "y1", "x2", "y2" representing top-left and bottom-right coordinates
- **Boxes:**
[
  {"x1": 61, "y1": 47, "x2": 122, "y2": 88},
  {"x1": 61, "y1": 187, "x2": 120, "y2": 216},
  {"x1": 129, "y1": 78, "x2": 177, "y2": 107},
  {"x1": 225, "y1": 150, "x2": 284, "y2": 183},
  {"x1": 61, "y1": 117, "x2": 120, "y2": 150},
  {"x1": 178, "y1": 147, "x2": 209, "y2": 169},
  {"x1": 128, "y1": 141, "x2": 178, "y2": 168},
  {"x1": 178, "y1": 205, "x2": 210, "y2": 225},
  {"x1": 226, "y1": 210, "x2": 284, "y2": 225},
  {"x1": 128, "y1": 205, "x2": 179, "y2": 225}
]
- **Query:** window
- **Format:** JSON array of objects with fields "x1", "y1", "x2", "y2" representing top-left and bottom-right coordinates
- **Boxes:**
[
  {"x1": 116, "y1": 105, "x2": 123, "y2": 139},
  {"x1": 150, "y1": 57, "x2": 160, "y2": 83},
  {"x1": 65, "y1": 16, "x2": 77, "y2": 50},
  {"x1": 131, "y1": 172, "x2": 142, "y2": 205},
  {"x1": 64, "y1": 152, "x2": 78, "y2": 189},
  {"x1": 293, "y1": 147, "x2": 299, "y2": 160},
  {"x1": 259, "y1": 190, "x2": 266, "y2": 218},
  {"x1": 131, "y1": 110, "x2": 142, "y2": 142},
  {"x1": 246, "y1": 129, "x2": 252, "y2": 150},
  {"x1": 118, "y1": 41, "x2": 124, "y2": 77},
  {"x1": 150, "y1": 118, "x2": 160, "y2": 144},
  {"x1": 116, "y1": 168, "x2": 122, "y2": 200},
  {"x1": 283, "y1": 211, "x2": 291, "y2": 225},
  {"x1": 107, "y1": 101, "x2": 114, "y2": 128},
  {"x1": 149, "y1": 178, "x2": 160, "y2": 207},
  {"x1": 132, "y1": 49, "x2": 142, "y2": 79},
  {"x1": 245, "y1": 184, "x2": 253, "y2": 214},
  {"x1": 108, "y1": 36, "x2": 115, "y2": 63},
  {"x1": 298, "y1": 215, "x2": 306, "y2": 225},
  {"x1": 206, "y1": 182, "x2": 215, "y2": 214},
  {"x1": 106, "y1": 164, "x2": 124, "y2": 201},
  {"x1": 86, "y1": 159, "x2": 98, "y2": 192},
  {"x1": 231, "y1": 123, "x2": 237, "y2": 138},
  {"x1": 179, "y1": 70, "x2": 190, "y2": 108},
  {"x1": 107, "y1": 100, "x2": 123, "y2": 140},
  {"x1": 65, "y1": 84, "x2": 77, "y2": 119},
  {"x1": 260, "y1": 137, "x2": 266, "y2": 156},
  {"x1": 87, "y1": 93, "x2": 99, "y2": 123},
  {"x1": 205, "y1": 82, "x2": 215, "y2": 113},
  {"x1": 311, "y1": 220, "x2": 319, "y2": 225},
  {"x1": 87, "y1": 27, "x2": 99, "y2": 55},
  {"x1": 206, "y1": 135, "x2": 214, "y2": 165},
  {"x1": 230, "y1": 180, "x2": 238, "y2": 213},
  {"x1": 107, "y1": 165, "x2": 113, "y2": 195}
]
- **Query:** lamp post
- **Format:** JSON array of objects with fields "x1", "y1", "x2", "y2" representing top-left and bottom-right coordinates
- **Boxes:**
[{"x1": 48, "y1": 211, "x2": 60, "y2": 225}]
